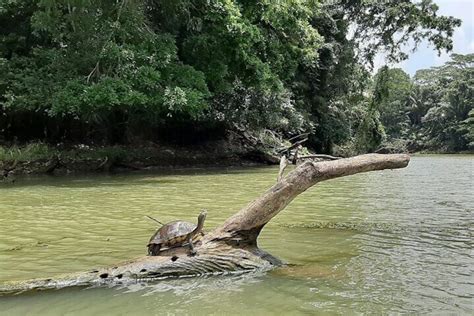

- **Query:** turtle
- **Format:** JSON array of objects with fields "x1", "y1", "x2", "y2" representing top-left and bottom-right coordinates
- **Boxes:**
[{"x1": 147, "y1": 210, "x2": 207, "y2": 256}]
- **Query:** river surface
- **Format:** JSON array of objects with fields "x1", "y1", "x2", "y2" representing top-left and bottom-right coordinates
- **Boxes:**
[{"x1": 0, "y1": 155, "x2": 472, "y2": 315}]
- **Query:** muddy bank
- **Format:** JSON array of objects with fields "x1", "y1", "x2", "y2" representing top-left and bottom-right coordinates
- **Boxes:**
[{"x1": 0, "y1": 133, "x2": 280, "y2": 178}]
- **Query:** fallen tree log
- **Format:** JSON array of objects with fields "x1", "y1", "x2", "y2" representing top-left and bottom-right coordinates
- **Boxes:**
[{"x1": 0, "y1": 153, "x2": 410, "y2": 295}]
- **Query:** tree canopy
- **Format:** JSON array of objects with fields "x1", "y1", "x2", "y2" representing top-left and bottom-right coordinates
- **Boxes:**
[{"x1": 0, "y1": 0, "x2": 467, "y2": 153}]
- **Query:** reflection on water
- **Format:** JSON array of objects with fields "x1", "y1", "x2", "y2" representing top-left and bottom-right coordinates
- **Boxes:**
[{"x1": 0, "y1": 155, "x2": 472, "y2": 314}]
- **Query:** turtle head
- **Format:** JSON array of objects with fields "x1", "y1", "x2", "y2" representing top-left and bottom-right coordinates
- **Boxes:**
[{"x1": 197, "y1": 210, "x2": 207, "y2": 227}]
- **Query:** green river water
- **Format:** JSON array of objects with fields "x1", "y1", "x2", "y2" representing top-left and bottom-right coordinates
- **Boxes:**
[{"x1": 0, "y1": 155, "x2": 472, "y2": 315}]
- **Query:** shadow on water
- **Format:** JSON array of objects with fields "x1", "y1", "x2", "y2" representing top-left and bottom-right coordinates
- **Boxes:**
[
  {"x1": 0, "y1": 177, "x2": 185, "y2": 189},
  {"x1": 0, "y1": 165, "x2": 275, "y2": 189}
]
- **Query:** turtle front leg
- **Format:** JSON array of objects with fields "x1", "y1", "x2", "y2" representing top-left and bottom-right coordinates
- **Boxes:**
[
  {"x1": 188, "y1": 237, "x2": 196, "y2": 256},
  {"x1": 148, "y1": 244, "x2": 161, "y2": 256}
]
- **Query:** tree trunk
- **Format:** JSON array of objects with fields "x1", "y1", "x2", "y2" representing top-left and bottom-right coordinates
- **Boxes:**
[{"x1": 0, "y1": 154, "x2": 410, "y2": 295}]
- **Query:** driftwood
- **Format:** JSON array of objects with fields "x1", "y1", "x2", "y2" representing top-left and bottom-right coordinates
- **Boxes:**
[
  {"x1": 276, "y1": 138, "x2": 307, "y2": 155},
  {"x1": 288, "y1": 133, "x2": 309, "y2": 143},
  {"x1": 44, "y1": 155, "x2": 62, "y2": 174},
  {"x1": 1, "y1": 160, "x2": 17, "y2": 182},
  {"x1": 0, "y1": 153, "x2": 410, "y2": 295},
  {"x1": 277, "y1": 155, "x2": 289, "y2": 182}
]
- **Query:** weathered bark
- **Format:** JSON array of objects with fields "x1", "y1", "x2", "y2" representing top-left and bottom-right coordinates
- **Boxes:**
[{"x1": 0, "y1": 154, "x2": 409, "y2": 295}]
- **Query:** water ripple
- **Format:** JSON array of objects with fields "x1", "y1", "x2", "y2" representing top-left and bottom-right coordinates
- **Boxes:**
[{"x1": 0, "y1": 156, "x2": 473, "y2": 314}]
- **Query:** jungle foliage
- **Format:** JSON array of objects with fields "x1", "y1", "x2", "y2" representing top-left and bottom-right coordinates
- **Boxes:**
[
  {"x1": 400, "y1": 54, "x2": 473, "y2": 152},
  {"x1": 0, "y1": 0, "x2": 468, "y2": 153},
  {"x1": 349, "y1": 54, "x2": 473, "y2": 154}
]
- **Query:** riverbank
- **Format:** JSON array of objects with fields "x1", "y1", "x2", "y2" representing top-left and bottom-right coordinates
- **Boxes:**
[
  {"x1": 0, "y1": 133, "x2": 280, "y2": 178},
  {"x1": 2, "y1": 135, "x2": 471, "y2": 179}
]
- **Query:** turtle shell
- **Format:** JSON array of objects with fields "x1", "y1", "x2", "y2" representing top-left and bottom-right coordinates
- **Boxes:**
[{"x1": 148, "y1": 221, "x2": 196, "y2": 248}]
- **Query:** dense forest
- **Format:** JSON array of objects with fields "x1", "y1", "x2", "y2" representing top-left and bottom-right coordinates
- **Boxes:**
[{"x1": 0, "y1": 0, "x2": 472, "y2": 155}]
